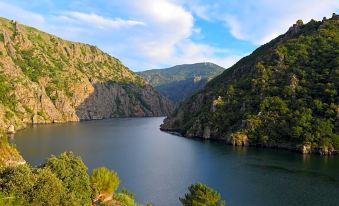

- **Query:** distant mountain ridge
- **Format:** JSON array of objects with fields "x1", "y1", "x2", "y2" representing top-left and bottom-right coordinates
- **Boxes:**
[
  {"x1": 161, "y1": 14, "x2": 339, "y2": 155},
  {"x1": 138, "y1": 62, "x2": 224, "y2": 104},
  {"x1": 0, "y1": 17, "x2": 173, "y2": 131}
]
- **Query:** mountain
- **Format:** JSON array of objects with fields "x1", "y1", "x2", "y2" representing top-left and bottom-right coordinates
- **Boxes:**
[
  {"x1": 161, "y1": 14, "x2": 339, "y2": 155},
  {"x1": 138, "y1": 63, "x2": 224, "y2": 104},
  {"x1": 0, "y1": 17, "x2": 173, "y2": 131}
]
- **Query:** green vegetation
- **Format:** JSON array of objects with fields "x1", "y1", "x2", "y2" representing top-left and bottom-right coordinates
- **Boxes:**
[
  {"x1": 180, "y1": 182, "x2": 225, "y2": 206},
  {"x1": 0, "y1": 152, "x2": 142, "y2": 206},
  {"x1": 138, "y1": 63, "x2": 224, "y2": 103},
  {"x1": 0, "y1": 149, "x2": 225, "y2": 206},
  {"x1": 0, "y1": 133, "x2": 23, "y2": 167},
  {"x1": 42, "y1": 152, "x2": 92, "y2": 206},
  {"x1": 0, "y1": 71, "x2": 17, "y2": 111},
  {"x1": 162, "y1": 14, "x2": 339, "y2": 154},
  {"x1": 0, "y1": 153, "x2": 89, "y2": 206},
  {"x1": 91, "y1": 167, "x2": 120, "y2": 197}
]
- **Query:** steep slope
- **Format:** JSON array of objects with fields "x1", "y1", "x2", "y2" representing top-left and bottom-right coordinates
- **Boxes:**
[
  {"x1": 0, "y1": 132, "x2": 25, "y2": 167},
  {"x1": 161, "y1": 14, "x2": 339, "y2": 155},
  {"x1": 138, "y1": 63, "x2": 224, "y2": 104},
  {"x1": 0, "y1": 17, "x2": 173, "y2": 131}
]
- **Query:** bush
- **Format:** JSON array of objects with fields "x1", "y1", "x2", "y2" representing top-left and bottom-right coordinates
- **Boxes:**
[
  {"x1": 0, "y1": 165, "x2": 35, "y2": 205},
  {"x1": 91, "y1": 167, "x2": 120, "y2": 197},
  {"x1": 179, "y1": 182, "x2": 225, "y2": 206},
  {"x1": 113, "y1": 193, "x2": 137, "y2": 206},
  {"x1": 0, "y1": 192, "x2": 24, "y2": 206},
  {"x1": 42, "y1": 152, "x2": 92, "y2": 206},
  {"x1": 30, "y1": 168, "x2": 65, "y2": 206}
]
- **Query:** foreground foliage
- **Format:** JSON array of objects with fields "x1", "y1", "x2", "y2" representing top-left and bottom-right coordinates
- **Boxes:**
[
  {"x1": 180, "y1": 182, "x2": 225, "y2": 206},
  {"x1": 91, "y1": 167, "x2": 120, "y2": 199},
  {"x1": 0, "y1": 152, "x2": 127, "y2": 206},
  {"x1": 0, "y1": 152, "x2": 91, "y2": 206},
  {"x1": 0, "y1": 151, "x2": 225, "y2": 206},
  {"x1": 42, "y1": 152, "x2": 92, "y2": 206}
]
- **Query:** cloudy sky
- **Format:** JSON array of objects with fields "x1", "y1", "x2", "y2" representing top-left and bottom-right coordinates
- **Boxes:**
[{"x1": 0, "y1": 0, "x2": 338, "y2": 71}]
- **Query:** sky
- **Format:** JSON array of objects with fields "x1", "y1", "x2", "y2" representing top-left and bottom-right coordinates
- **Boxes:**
[{"x1": 0, "y1": 0, "x2": 338, "y2": 71}]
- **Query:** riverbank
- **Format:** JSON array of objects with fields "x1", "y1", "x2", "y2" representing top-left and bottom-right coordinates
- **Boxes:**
[{"x1": 160, "y1": 128, "x2": 338, "y2": 156}]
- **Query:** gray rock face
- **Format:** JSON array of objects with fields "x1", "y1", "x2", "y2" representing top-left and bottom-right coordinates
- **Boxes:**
[{"x1": 76, "y1": 83, "x2": 173, "y2": 120}]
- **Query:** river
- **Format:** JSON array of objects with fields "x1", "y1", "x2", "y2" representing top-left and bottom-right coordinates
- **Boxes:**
[{"x1": 12, "y1": 117, "x2": 339, "y2": 206}]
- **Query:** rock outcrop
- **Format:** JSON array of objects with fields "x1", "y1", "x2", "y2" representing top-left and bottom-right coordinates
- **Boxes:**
[{"x1": 7, "y1": 125, "x2": 15, "y2": 134}]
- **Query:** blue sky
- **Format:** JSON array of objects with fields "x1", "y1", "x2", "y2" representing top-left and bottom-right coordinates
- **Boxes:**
[{"x1": 0, "y1": 0, "x2": 338, "y2": 71}]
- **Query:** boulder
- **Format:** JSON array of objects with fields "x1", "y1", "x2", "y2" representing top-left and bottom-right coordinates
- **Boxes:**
[{"x1": 7, "y1": 124, "x2": 15, "y2": 134}]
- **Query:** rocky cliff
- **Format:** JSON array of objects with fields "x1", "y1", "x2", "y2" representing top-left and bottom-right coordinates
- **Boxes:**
[
  {"x1": 0, "y1": 17, "x2": 173, "y2": 131},
  {"x1": 161, "y1": 14, "x2": 339, "y2": 155}
]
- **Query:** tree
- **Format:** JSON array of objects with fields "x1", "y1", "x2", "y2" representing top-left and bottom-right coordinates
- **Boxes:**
[
  {"x1": 179, "y1": 182, "x2": 225, "y2": 206},
  {"x1": 0, "y1": 164, "x2": 35, "y2": 205},
  {"x1": 42, "y1": 152, "x2": 91, "y2": 206},
  {"x1": 30, "y1": 168, "x2": 65, "y2": 206},
  {"x1": 112, "y1": 193, "x2": 137, "y2": 206},
  {"x1": 0, "y1": 192, "x2": 24, "y2": 206},
  {"x1": 91, "y1": 167, "x2": 120, "y2": 198}
]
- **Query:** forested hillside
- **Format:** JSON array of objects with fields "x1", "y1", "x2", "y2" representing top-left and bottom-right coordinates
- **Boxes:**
[
  {"x1": 138, "y1": 63, "x2": 224, "y2": 104},
  {"x1": 162, "y1": 14, "x2": 339, "y2": 155}
]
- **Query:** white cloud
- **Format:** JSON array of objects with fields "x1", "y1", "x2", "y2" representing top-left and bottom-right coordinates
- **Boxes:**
[
  {"x1": 185, "y1": 0, "x2": 339, "y2": 45},
  {"x1": 222, "y1": 0, "x2": 339, "y2": 44},
  {"x1": 125, "y1": 0, "x2": 194, "y2": 61},
  {"x1": 64, "y1": 12, "x2": 145, "y2": 29},
  {"x1": 188, "y1": 4, "x2": 212, "y2": 21}
]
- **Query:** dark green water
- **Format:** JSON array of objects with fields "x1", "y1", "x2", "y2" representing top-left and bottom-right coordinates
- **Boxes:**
[{"x1": 12, "y1": 117, "x2": 339, "y2": 206}]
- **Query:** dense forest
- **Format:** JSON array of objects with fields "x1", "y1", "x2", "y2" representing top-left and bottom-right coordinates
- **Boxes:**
[{"x1": 162, "y1": 14, "x2": 339, "y2": 155}]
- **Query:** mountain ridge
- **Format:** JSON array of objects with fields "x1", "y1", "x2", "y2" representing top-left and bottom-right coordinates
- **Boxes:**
[{"x1": 138, "y1": 62, "x2": 224, "y2": 104}]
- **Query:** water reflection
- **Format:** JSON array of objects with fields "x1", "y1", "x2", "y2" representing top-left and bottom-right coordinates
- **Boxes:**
[
  {"x1": 232, "y1": 145, "x2": 248, "y2": 155},
  {"x1": 7, "y1": 133, "x2": 14, "y2": 144}
]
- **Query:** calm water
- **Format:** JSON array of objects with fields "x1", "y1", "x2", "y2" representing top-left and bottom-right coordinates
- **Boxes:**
[{"x1": 12, "y1": 117, "x2": 339, "y2": 206}]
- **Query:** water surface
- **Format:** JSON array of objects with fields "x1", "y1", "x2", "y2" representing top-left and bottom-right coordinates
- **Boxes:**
[{"x1": 13, "y1": 117, "x2": 339, "y2": 206}]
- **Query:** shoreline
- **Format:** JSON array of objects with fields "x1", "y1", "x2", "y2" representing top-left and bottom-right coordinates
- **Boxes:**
[
  {"x1": 7, "y1": 116, "x2": 168, "y2": 134},
  {"x1": 160, "y1": 128, "x2": 338, "y2": 156}
]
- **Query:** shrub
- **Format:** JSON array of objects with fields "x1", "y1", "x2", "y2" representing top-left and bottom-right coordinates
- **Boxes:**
[
  {"x1": 30, "y1": 168, "x2": 65, "y2": 206},
  {"x1": 91, "y1": 167, "x2": 120, "y2": 197},
  {"x1": 179, "y1": 182, "x2": 225, "y2": 206},
  {"x1": 42, "y1": 152, "x2": 92, "y2": 206}
]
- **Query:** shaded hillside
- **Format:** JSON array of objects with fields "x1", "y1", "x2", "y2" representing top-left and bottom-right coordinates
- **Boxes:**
[
  {"x1": 138, "y1": 63, "x2": 224, "y2": 103},
  {"x1": 162, "y1": 14, "x2": 339, "y2": 155},
  {"x1": 0, "y1": 17, "x2": 173, "y2": 131}
]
